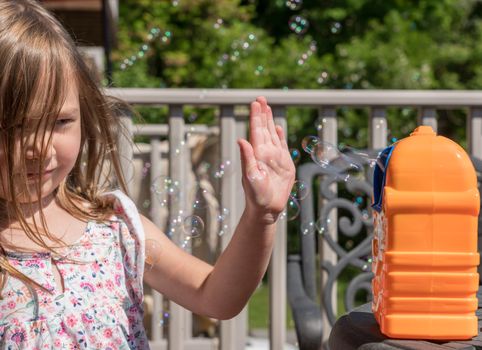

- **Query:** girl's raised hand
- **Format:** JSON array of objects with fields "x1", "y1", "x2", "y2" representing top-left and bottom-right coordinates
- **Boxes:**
[{"x1": 237, "y1": 96, "x2": 296, "y2": 224}]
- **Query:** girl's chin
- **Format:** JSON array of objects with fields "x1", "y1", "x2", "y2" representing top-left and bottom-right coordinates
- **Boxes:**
[{"x1": 15, "y1": 187, "x2": 56, "y2": 204}]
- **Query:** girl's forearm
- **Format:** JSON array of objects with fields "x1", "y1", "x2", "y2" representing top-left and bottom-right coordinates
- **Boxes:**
[{"x1": 198, "y1": 207, "x2": 277, "y2": 319}]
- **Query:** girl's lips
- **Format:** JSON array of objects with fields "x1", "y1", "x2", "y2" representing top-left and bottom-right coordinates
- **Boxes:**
[{"x1": 27, "y1": 169, "x2": 54, "y2": 180}]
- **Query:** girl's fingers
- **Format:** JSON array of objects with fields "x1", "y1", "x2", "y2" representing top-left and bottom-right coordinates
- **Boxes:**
[
  {"x1": 237, "y1": 138, "x2": 262, "y2": 180},
  {"x1": 266, "y1": 106, "x2": 281, "y2": 146},
  {"x1": 256, "y1": 96, "x2": 268, "y2": 128},
  {"x1": 249, "y1": 101, "x2": 264, "y2": 148},
  {"x1": 256, "y1": 96, "x2": 280, "y2": 146},
  {"x1": 275, "y1": 125, "x2": 289, "y2": 151}
]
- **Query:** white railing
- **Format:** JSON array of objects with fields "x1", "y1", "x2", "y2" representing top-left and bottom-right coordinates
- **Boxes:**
[{"x1": 107, "y1": 88, "x2": 482, "y2": 350}]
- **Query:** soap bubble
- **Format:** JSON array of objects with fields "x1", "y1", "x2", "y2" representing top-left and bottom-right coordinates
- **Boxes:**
[
  {"x1": 330, "y1": 22, "x2": 342, "y2": 34},
  {"x1": 286, "y1": 196, "x2": 300, "y2": 221},
  {"x1": 290, "y1": 180, "x2": 310, "y2": 201},
  {"x1": 182, "y1": 215, "x2": 205, "y2": 238},
  {"x1": 214, "y1": 18, "x2": 223, "y2": 29},
  {"x1": 159, "y1": 311, "x2": 170, "y2": 327},
  {"x1": 219, "y1": 223, "x2": 229, "y2": 236},
  {"x1": 151, "y1": 176, "x2": 180, "y2": 207},
  {"x1": 301, "y1": 135, "x2": 320, "y2": 154},
  {"x1": 301, "y1": 221, "x2": 316, "y2": 235},
  {"x1": 145, "y1": 239, "x2": 162, "y2": 271},
  {"x1": 192, "y1": 188, "x2": 209, "y2": 210},
  {"x1": 217, "y1": 207, "x2": 230, "y2": 222},
  {"x1": 288, "y1": 15, "x2": 309, "y2": 35},
  {"x1": 151, "y1": 176, "x2": 180, "y2": 197},
  {"x1": 290, "y1": 148, "x2": 301, "y2": 164},
  {"x1": 310, "y1": 141, "x2": 339, "y2": 169},
  {"x1": 311, "y1": 142, "x2": 365, "y2": 180},
  {"x1": 317, "y1": 71, "x2": 329, "y2": 85},
  {"x1": 141, "y1": 162, "x2": 151, "y2": 179},
  {"x1": 315, "y1": 217, "x2": 331, "y2": 235},
  {"x1": 286, "y1": 0, "x2": 303, "y2": 10},
  {"x1": 213, "y1": 159, "x2": 233, "y2": 179}
]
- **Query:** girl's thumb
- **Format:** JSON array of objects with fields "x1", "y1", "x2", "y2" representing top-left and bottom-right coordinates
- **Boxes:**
[{"x1": 237, "y1": 139, "x2": 262, "y2": 182}]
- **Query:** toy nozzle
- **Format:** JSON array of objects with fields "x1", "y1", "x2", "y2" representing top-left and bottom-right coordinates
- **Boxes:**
[{"x1": 410, "y1": 125, "x2": 436, "y2": 136}]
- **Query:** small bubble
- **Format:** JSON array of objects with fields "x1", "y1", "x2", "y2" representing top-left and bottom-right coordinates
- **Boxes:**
[
  {"x1": 217, "y1": 207, "x2": 230, "y2": 222},
  {"x1": 151, "y1": 176, "x2": 180, "y2": 197},
  {"x1": 182, "y1": 215, "x2": 205, "y2": 238},
  {"x1": 301, "y1": 135, "x2": 320, "y2": 154},
  {"x1": 300, "y1": 221, "x2": 316, "y2": 235},
  {"x1": 213, "y1": 159, "x2": 233, "y2": 179},
  {"x1": 288, "y1": 15, "x2": 309, "y2": 35},
  {"x1": 214, "y1": 18, "x2": 223, "y2": 29},
  {"x1": 317, "y1": 71, "x2": 329, "y2": 84},
  {"x1": 286, "y1": 0, "x2": 303, "y2": 10},
  {"x1": 145, "y1": 239, "x2": 162, "y2": 271},
  {"x1": 287, "y1": 196, "x2": 301, "y2": 221},
  {"x1": 290, "y1": 180, "x2": 309, "y2": 201},
  {"x1": 192, "y1": 189, "x2": 208, "y2": 210},
  {"x1": 159, "y1": 311, "x2": 170, "y2": 327},
  {"x1": 315, "y1": 217, "x2": 331, "y2": 235},
  {"x1": 315, "y1": 117, "x2": 327, "y2": 131},
  {"x1": 310, "y1": 142, "x2": 334, "y2": 168},
  {"x1": 219, "y1": 223, "x2": 229, "y2": 236},
  {"x1": 290, "y1": 148, "x2": 301, "y2": 164},
  {"x1": 330, "y1": 22, "x2": 342, "y2": 34}
]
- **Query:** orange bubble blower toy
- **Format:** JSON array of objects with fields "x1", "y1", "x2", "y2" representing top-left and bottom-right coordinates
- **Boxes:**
[{"x1": 371, "y1": 126, "x2": 480, "y2": 340}]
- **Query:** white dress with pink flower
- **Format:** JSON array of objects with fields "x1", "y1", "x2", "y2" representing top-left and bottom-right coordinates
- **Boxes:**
[{"x1": 0, "y1": 190, "x2": 149, "y2": 349}]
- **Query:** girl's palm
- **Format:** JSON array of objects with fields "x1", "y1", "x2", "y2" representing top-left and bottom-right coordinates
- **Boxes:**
[{"x1": 238, "y1": 97, "x2": 295, "y2": 223}]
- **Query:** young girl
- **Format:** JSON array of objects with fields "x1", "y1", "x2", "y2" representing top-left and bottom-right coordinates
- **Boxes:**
[{"x1": 0, "y1": 0, "x2": 295, "y2": 348}]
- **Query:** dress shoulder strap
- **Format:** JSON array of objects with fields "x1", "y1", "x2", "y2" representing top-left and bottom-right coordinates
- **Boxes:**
[{"x1": 99, "y1": 189, "x2": 146, "y2": 301}]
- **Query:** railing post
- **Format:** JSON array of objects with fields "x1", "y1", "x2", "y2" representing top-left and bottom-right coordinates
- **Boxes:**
[
  {"x1": 318, "y1": 106, "x2": 337, "y2": 344},
  {"x1": 269, "y1": 105, "x2": 287, "y2": 350},
  {"x1": 219, "y1": 104, "x2": 246, "y2": 350},
  {"x1": 418, "y1": 107, "x2": 438, "y2": 132},
  {"x1": 168, "y1": 104, "x2": 192, "y2": 350},
  {"x1": 370, "y1": 107, "x2": 387, "y2": 149},
  {"x1": 468, "y1": 107, "x2": 482, "y2": 281},
  {"x1": 117, "y1": 112, "x2": 134, "y2": 195},
  {"x1": 149, "y1": 137, "x2": 166, "y2": 348},
  {"x1": 468, "y1": 108, "x2": 482, "y2": 159},
  {"x1": 234, "y1": 111, "x2": 248, "y2": 348}
]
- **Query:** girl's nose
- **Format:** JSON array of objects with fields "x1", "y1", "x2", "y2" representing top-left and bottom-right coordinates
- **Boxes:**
[{"x1": 24, "y1": 133, "x2": 53, "y2": 160}]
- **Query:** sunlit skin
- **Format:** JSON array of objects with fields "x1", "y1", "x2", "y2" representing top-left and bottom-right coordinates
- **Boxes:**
[
  {"x1": 0, "y1": 79, "x2": 81, "y2": 217},
  {"x1": 142, "y1": 96, "x2": 296, "y2": 319},
  {"x1": 0, "y1": 92, "x2": 295, "y2": 320}
]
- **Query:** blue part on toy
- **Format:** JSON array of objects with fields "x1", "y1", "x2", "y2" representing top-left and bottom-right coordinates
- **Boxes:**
[{"x1": 371, "y1": 145, "x2": 395, "y2": 213}]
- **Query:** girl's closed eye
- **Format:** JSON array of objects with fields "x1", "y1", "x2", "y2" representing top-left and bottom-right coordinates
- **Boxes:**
[{"x1": 55, "y1": 118, "x2": 74, "y2": 128}]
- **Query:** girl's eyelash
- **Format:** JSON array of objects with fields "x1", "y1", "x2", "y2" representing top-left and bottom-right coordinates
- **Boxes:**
[{"x1": 55, "y1": 119, "x2": 74, "y2": 127}]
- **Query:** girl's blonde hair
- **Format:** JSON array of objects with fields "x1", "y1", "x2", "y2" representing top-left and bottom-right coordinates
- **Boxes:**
[{"x1": 0, "y1": 0, "x2": 132, "y2": 293}]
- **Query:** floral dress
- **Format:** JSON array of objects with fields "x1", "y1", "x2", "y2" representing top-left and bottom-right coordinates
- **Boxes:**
[{"x1": 0, "y1": 190, "x2": 150, "y2": 349}]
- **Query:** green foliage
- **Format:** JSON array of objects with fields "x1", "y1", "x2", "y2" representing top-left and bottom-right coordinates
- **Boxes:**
[{"x1": 113, "y1": 0, "x2": 482, "y2": 144}]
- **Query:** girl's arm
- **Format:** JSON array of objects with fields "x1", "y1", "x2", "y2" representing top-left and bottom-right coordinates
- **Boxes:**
[{"x1": 142, "y1": 96, "x2": 295, "y2": 319}]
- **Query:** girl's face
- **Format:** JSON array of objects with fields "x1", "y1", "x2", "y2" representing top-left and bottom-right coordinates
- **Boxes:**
[{"x1": 0, "y1": 80, "x2": 82, "y2": 204}]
